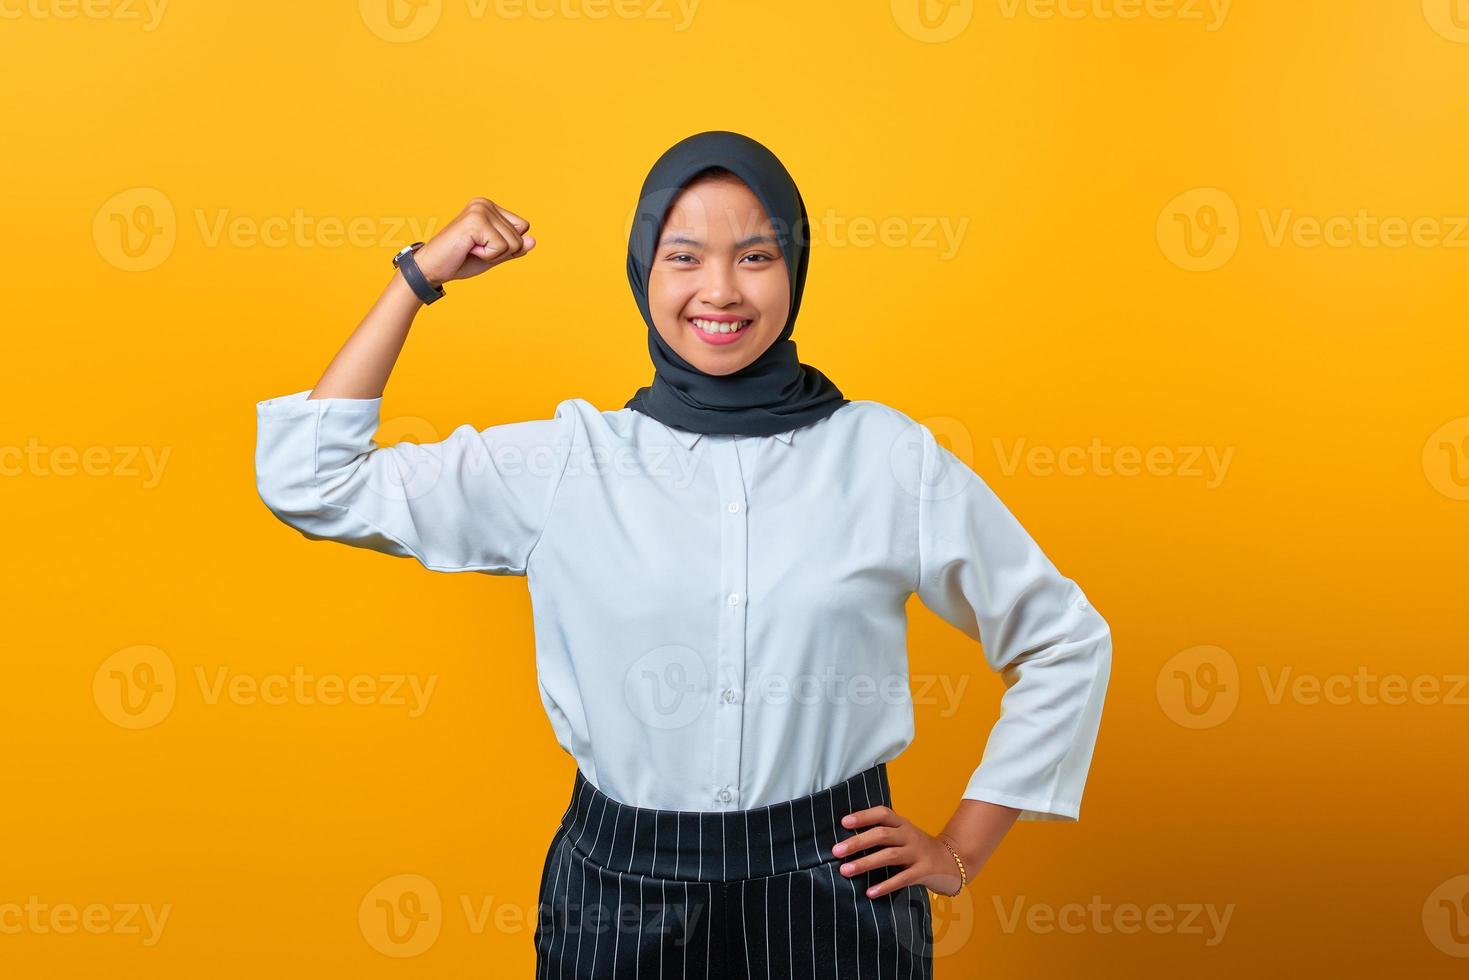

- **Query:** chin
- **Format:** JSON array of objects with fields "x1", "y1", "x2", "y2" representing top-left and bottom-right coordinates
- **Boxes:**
[{"x1": 682, "y1": 354, "x2": 746, "y2": 376}]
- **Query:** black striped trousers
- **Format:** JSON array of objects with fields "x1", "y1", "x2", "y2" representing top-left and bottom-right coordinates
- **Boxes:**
[{"x1": 533, "y1": 761, "x2": 933, "y2": 979}]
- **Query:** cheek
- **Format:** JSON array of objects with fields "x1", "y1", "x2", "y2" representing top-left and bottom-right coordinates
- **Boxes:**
[{"x1": 756, "y1": 283, "x2": 790, "y2": 324}]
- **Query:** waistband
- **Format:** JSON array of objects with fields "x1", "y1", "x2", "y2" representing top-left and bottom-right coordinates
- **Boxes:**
[{"x1": 555, "y1": 763, "x2": 895, "y2": 883}]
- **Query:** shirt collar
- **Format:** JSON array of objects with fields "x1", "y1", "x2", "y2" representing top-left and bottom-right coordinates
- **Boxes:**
[{"x1": 660, "y1": 420, "x2": 796, "y2": 449}]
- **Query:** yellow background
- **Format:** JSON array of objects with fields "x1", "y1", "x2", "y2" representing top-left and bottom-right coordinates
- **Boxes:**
[{"x1": 3, "y1": 0, "x2": 1468, "y2": 975}]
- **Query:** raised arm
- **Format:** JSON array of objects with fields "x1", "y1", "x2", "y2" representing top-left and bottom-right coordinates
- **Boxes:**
[
  {"x1": 254, "y1": 199, "x2": 576, "y2": 576},
  {"x1": 307, "y1": 197, "x2": 537, "y2": 400}
]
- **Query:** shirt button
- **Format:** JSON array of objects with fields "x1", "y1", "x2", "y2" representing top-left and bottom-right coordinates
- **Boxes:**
[
  {"x1": 718, "y1": 788, "x2": 733, "y2": 803},
  {"x1": 727, "y1": 501, "x2": 741, "y2": 513},
  {"x1": 727, "y1": 593, "x2": 740, "y2": 605},
  {"x1": 721, "y1": 688, "x2": 738, "y2": 703}
]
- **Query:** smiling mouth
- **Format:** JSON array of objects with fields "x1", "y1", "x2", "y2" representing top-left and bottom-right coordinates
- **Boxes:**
[{"x1": 688, "y1": 317, "x2": 753, "y2": 335}]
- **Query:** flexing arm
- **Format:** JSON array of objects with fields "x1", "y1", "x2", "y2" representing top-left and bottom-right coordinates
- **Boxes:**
[
  {"x1": 308, "y1": 197, "x2": 536, "y2": 399},
  {"x1": 255, "y1": 198, "x2": 578, "y2": 576}
]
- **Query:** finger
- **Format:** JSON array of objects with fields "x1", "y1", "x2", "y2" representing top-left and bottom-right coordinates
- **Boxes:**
[
  {"x1": 494, "y1": 203, "x2": 530, "y2": 235},
  {"x1": 468, "y1": 214, "x2": 513, "y2": 262},
  {"x1": 840, "y1": 805, "x2": 902, "y2": 831},
  {"x1": 837, "y1": 845, "x2": 908, "y2": 880},
  {"x1": 484, "y1": 208, "x2": 525, "y2": 257},
  {"x1": 831, "y1": 825, "x2": 899, "y2": 858},
  {"x1": 865, "y1": 866, "x2": 921, "y2": 900}
]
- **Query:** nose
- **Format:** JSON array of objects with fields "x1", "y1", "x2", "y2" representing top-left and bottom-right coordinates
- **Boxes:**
[{"x1": 696, "y1": 258, "x2": 742, "y2": 308}]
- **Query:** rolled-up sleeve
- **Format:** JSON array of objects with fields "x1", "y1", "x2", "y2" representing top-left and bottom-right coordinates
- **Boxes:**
[
  {"x1": 254, "y1": 388, "x2": 578, "y2": 576},
  {"x1": 914, "y1": 423, "x2": 1112, "y2": 822}
]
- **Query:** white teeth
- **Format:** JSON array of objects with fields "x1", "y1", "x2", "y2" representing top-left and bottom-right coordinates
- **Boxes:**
[{"x1": 692, "y1": 318, "x2": 750, "y2": 334}]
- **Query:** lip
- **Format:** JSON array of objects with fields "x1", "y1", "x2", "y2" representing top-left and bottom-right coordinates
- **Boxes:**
[{"x1": 687, "y1": 315, "x2": 753, "y2": 346}]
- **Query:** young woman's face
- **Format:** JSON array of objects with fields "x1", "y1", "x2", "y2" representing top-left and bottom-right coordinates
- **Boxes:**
[{"x1": 647, "y1": 176, "x2": 791, "y2": 376}]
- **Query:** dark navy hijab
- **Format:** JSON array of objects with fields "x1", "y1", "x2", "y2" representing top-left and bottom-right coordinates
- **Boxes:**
[{"x1": 624, "y1": 130, "x2": 849, "y2": 438}]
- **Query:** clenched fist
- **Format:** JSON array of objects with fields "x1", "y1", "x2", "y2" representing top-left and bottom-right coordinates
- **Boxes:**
[{"x1": 412, "y1": 198, "x2": 536, "y2": 287}]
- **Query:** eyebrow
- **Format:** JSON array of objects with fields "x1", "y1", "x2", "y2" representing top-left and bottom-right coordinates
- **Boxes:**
[{"x1": 658, "y1": 233, "x2": 779, "y2": 249}]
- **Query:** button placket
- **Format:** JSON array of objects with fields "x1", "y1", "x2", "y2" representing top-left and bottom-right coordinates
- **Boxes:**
[{"x1": 710, "y1": 436, "x2": 749, "y2": 809}]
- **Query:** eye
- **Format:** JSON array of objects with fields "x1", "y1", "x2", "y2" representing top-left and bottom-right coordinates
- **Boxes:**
[
  {"x1": 665, "y1": 252, "x2": 697, "y2": 264},
  {"x1": 741, "y1": 252, "x2": 774, "y2": 264}
]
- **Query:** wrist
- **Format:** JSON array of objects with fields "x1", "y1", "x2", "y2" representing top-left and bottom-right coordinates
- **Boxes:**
[
  {"x1": 391, "y1": 242, "x2": 446, "y2": 305},
  {"x1": 386, "y1": 268, "x2": 425, "y2": 310},
  {"x1": 930, "y1": 832, "x2": 968, "y2": 898}
]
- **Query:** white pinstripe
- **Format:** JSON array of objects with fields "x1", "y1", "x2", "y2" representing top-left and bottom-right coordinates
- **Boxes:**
[
  {"x1": 916, "y1": 899, "x2": 928, "y2": 980},
  {"x1": 541, "y1": 781, "x2": 585, "y2": 980},
  {"x1": 745, "y1": 816, "x2": 752, "y2": 878},
  {"x1": 552, "y1": 783, "x2": 592, "y2": 977},
  {"x1": 828, "y1": 791, "x2": 840, "y2": 980},
  {"x1": 609, "y1": 802, "x2": 626, "y2": 979},
  {"x1": 859, "y1": 771, "x2": 896, "y2": 980},
  {"x1": 843, "y1": 782, "x2": 867, "y2": 980},
  {"x1": 574, "y1": 795, "x2": 611, "y2": 977},
  {"x1": 614, "y1": 869, "x2": 623, "y2": 978},
  {"x1": 741, "y1": 878, "x2": 751, "y2": 980},
  {"x1": 899, "y1": 887, "x2": 910, "y2": 980},
  {"x1": 763, "y1": 876, "x2": 770, "y2": 979},
  {"x1": 807, "y1": 797, "x2": 818, "y2": 980}
]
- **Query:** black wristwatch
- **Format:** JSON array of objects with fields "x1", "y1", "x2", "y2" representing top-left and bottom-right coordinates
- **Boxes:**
[{"x1": 392, "y1": 242, "x2": 446, "y2": 305}]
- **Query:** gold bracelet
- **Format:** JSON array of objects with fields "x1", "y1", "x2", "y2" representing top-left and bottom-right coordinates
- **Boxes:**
[{"x1": 928, "y1": 833, "x2": 967, "y2": 899}]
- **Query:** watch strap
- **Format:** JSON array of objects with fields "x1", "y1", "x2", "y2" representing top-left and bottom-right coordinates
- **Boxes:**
[{"x1": 394, "y1": 244, "x2": 446, "y2": 305}]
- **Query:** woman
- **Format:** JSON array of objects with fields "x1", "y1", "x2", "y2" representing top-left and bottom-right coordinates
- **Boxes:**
[{"x1": 254, "y1": 130, "x2": 1112, "y2": 977}]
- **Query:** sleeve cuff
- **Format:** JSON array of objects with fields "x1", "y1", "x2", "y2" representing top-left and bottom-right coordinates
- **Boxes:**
[
  {"x1": 256, "y1": 388, "x2": 384, "y2": 418},
  {"x1": 962, "y1": 785, "x2": 1082, "y2": 823}
]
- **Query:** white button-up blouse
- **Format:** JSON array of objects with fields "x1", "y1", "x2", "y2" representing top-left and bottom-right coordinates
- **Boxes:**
[{"x1": 254, "y1": 389, "x2": 1112, "y2": 821}]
